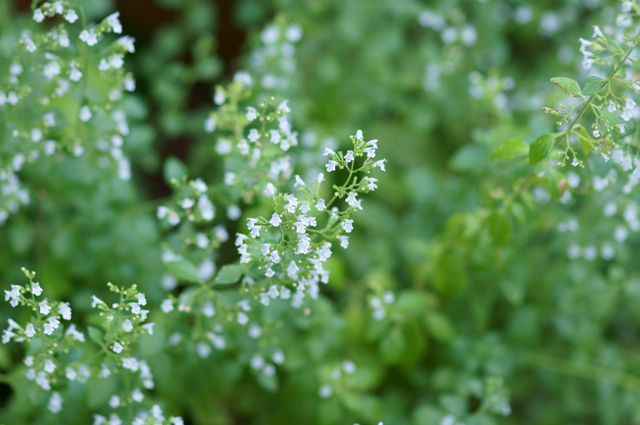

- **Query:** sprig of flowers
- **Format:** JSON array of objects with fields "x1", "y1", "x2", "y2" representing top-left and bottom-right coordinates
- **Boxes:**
[{"x1": 0, "y1": 3, "x2": 136, "y2": 226}]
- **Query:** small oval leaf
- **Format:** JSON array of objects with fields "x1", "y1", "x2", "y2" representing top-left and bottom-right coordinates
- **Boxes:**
[
  {"x1": 528, "y1": 133, "x2": 557, "y2": 165},
  {"x1": 550, "y1": 77, "x2": 581, "y2": 97},
  {"x1": 164, "y1": 259, "x2": 203, "y2": 284},
  {"x1": 490, "y1": 138, "x2": 529, "y2": 161},
  {"x1": 214, "y1": 264, "x2": 243, "y2": 284},
  {"x1": 582, "y1": 76, "x2": 604, "y2": 95}
]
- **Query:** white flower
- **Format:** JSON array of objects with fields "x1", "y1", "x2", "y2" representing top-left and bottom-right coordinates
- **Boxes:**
[
  {"x1": 59, "y1": 302, "x2": 72, "y2": 320},
  {"x1": 284, "y1": 194, "x2": 299, "y2": 213},
  {"x1": 269, "y1": 129, "x2": 281, "y2": 145},
  {"x1": 25, "y1": 324, "x2": 36, "y2": 337},
  {"x1": 617, "y1": 124, "x2": 626, "y2": 134},
  {"x1": 199, "y1": 195, "x2": 215, "y2": 220},
  {"x1": 44, "y1": 359, "x2": 56, "y2": 373},
  {"x1": 65, "y1": 9, "x2": 78, "y2": 23},
  {"x1": 79, "y1": 106, "x2": 92, "y2": 122},
  {"x1": 593, "y1": 25, "x2": 604, "y2": 38},
  {"x1": 109, "y1": 395, "x2": 120, "y2": 409},
  {"x1": 110, "y1": 54, "x2": 125, "y2": 69},
  {"x1": 112, "y1": 342, "x2": 123, "y2": 354},
  {"x1": 43, "y1": 61, "x2": 61, "y2": 80},
  {"x1": 338, "y1": 235, "x2": 349, "y2": 249},
  {"x1": 593, "y1": 130, "x2": 600, "y2": 138},
  {"x1": 122, "y1": 319, "x2": 133, "y2": 332},
  {"x1": 250, "y1": 354, "x2": 265, "y2": 370},
  {"x1": 132, "y1": 388, "x2": 144, "y2": 402},
  {"x1": 70, "y1": 66, "x2": 83, "y2": 82},
  {"x1": 124, "y1": 77, "x2": 136, "y2": 91},
  {"x1": 246, "y1": 107, "x2": 257, "y2": 121},
  {"x1": 264, "y1": 182, "x2": 277, "y2": 196},
  {"x1": 106, "y1": 12, "x2": 122, "y2": 34},
  {"x1": 122, "y1": 357, "x2": 139, "y2": 371},
  {"x1": 204, "y1": 117, "x2": 216, "y2": 133},
  {"x1": 278, "y1": 100, "x2": 291, "y2": 113},
  {"x1": 268, "y1": 285, "x2": 279, "y2": 299},
  {"x1": 99, "y1": 59, "x2": 110, "y2": 71},
  {"x1": 31, "y1": 282, "x2": 43, "y2": 296},
  {"x1": 203, "y1": 301, "x2": 215, "y2": 318},
  {"x1": 326, "y1": 160, "x2": 338, "y2": 172},
  {"x1": 39, "y1": 300, "x2": 51, "y2": 315},
  {"x1": 342, "y1": 360, "x2": 356, "y2": 374},
  {"x1": 344, "y1": 150, "x2": 354, "y2": 163},
  {"x1": 214, "y1": 90, "x2": 225, "y2": 105},
  {"x1": 373, "y1": 159, "x2": 387, "y2": 171},
  {"x1": 237, "y1": 312, "x2": 249, "y2": 325},
  {"x1": 117, "y1": 36, "x2": 136, "y2": 53},
  {"x1": 48, "y1": 392, "x2": 63, "y2": 413},
  {"x1": 181, "y1": 198, "x2": 194, "y2": 209},
  {"x1": 270, "y1": 250, "x2": 281, "y2": 263},
  {"x1": 237, "y1": 139, "x2": 249, "y2": 155},
  {"x1": 196, "y1": 233, "x2": 209, "y2": 249},
  {"x1": 319, "y1": 384, "x2": 333, "y2": 398},
  {"x1": 248, "y1": 129, "x2": 260, "y2": 142},
  {"x1": 270, "y1": 213, "x2": 282, "y2": 227},
  {"x1": 161, "y1": 299, "x2": 174, "y2": 313},
  {"x1": 249, "y1": 323, "x2": 262, "y2": 338},
  {"x1": 33, "y1": 9, "x2": 45, "y2": 22},
  {"x1": 342, "y1": 219, "x2": 354, "y2": 233},
  {"x1": 571, "y1": 158, "x2": 579, "y2": 167},
  {"x1": 193, "y1": 178, "x2": 208, "y2": 193},
  {"x1": 294, "y1": 175, "x2": 306, "y2": 188},
  {"x1": 79, "y1": 29, "x2": 98, "y2": 46},
  {"x1": 91, "y1": 295, "x2": 104, "y2": 308}
]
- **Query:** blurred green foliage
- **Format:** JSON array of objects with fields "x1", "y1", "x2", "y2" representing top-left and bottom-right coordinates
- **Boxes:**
[{"x1": 4, "y1": 0, "x2": 640, "y2": 424}]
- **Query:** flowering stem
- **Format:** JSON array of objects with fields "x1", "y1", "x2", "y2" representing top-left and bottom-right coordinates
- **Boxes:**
[{"x1": 558, "y1": 35, "x2": 640, "y2": 149}]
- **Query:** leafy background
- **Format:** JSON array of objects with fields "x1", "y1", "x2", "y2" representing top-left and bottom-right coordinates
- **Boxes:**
[{"x1": 3, "y1": 0, "x2": 640, "y2": 424}]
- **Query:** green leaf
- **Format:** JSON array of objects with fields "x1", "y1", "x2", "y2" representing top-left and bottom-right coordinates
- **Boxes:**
[
  {"x1": 214, "y1": 264, "x2": 243, "y2": 284},
  {"x1": 582, "y1": 76, "x2": 604, "y2": 95},
  {"x1": 598, "y1": 106, "x2": 623, "y2": 135},
  {"x1": 165, "y1": 259, "x2": 203, "y2": 284},
  {"x1": 379, "y1": 326, "x2": 407, "y2": 364},
  {"x1": 490, "y1": 138, "x2": 529, "y2": 160},
  {"x1": 550, "y1": 77, "x2": 581, "y2": 97},
  {"x1": 87, "y1": 376, "x2": 116, "y2": 409},
  {"x1": 633, "y1": 59, "x2": 640, "y2": 74},
  {"x1": 87, "y1": 326, "x2": 103, "y2": 345},
  {"x1": 412, "y1": 404, "x2": 444, "y2": 425},
  {"x1": 488, "y1": 210, "x2": 512, "y2": 247},
  {"x1": 256, "y1": 370, "x2": 279, "y2": 393},
  {"x1": 528, "y1": 133, "x2": 557, "y2": 165},
  {"x1": 439, "y1": 394, "x2": 468, "y2": 416},
  {"x1": 340, "y1": 392, "x2": 384, "y2": 423},
  {"x1": 448, "y1": 144, "x2": 489, "y2": 174},
  {"x1": 423, "y1": 312, "x2": 456, "y2": 343},
  {"x1": 576, "y1": 126, "x2": 594, "y2": 156},
  {"x1": 163, "y1": 156, "x2": 188, "y2": 185}
]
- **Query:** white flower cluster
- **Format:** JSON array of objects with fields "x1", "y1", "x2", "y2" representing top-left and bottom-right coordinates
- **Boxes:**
[
  {"x1": 94, "y1": 403, "x2": 183, "y2": 425},
  {"x1": 91, "y1": 287, "x2": 154, "y2": 358},
  {"x1": 234, "y1": 130, "x2": 384, "y2": 312},
  {"x1": 0, "y1": 7, "x2": 138, "y2": 227},
  {"x1": 318, "y1": 359, "x2": 358, "y2": 399},
  {"x1": 249, "y1": 19, "x2": 304, "y2": 91},
  {"x1": 369, "y1": 291, "x2": 395, "y2": 321},
  {"x1": 157, "y1": 178, "x2": 215, "y2": 226}
]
